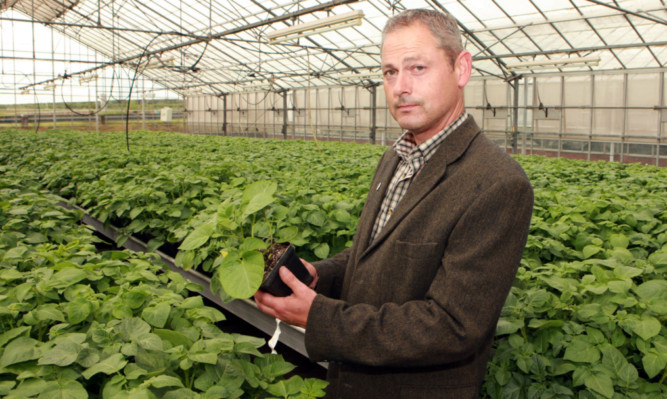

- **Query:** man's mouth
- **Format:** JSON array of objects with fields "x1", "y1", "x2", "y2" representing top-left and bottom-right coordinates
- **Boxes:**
[
  {"x1": 395, "y1": 98, "x2": 420, "y2": 111},
  {"x1": 397, "y1": 103, "x2": 417, "y2": 111}
]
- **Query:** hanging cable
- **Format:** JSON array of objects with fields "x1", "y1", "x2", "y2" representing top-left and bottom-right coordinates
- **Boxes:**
[
  {"x1": 306, "y1": 48, "x2": 321, "y2": 153},
  {"x1": 483, "y1": 83, "x2": 496, "y2": 117},
  {"x1": 534, "y1": 78, "x2": 548, "y2": 118},
  {"x1": 124, "y1": 33, "x2": 163, "y2": 152},
  {"x1": 30, "y1": 1, "x2": 41, "y2": 134}
]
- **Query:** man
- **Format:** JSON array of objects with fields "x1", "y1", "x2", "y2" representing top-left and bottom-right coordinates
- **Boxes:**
[{"x1": 254, "y1": 8, "x2": 533, "y2": 398}]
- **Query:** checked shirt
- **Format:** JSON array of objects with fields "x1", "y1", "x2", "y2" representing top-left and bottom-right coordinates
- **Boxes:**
[{"x1": 369, "y1": 111, "x2": 469, "y2": 244}]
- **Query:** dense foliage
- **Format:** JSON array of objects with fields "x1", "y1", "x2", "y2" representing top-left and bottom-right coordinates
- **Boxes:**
[
  {"x1": 0, "y1": 177, "x2": 327, "y2": 398},
  {"x1": 488, "y1": 157, "x2": 666, "y2": 398},
  {"x1": 1, "y1": 129, "x2": 665, "y2": 398}
]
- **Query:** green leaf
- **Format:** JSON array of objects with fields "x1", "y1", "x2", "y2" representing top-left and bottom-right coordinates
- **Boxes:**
[
  {"x1": 82, "y1": 353, "x2": 128, "y2": 379},
  {"x1": 332, "y1": 208, "x2": 352, "y2": 223},
  {"x1": 179, "y1": 221, "x2": 215, "y2": 251},
  {"x1": 601, "y1": 345, "x2": 638, "y2": 385},
  {"x1": 39, "y1": 380, "x2": 88, "y2": 399},
  {"x1": 582, "y1": 245, "x2": 602, "y2": 259},
  {"x1": 583, "y1": 371, "x2": 614, "y2": 399},
  {"x1": 135, "y1": 333, "x2": 164, "y2": 352},
  {"x1": 186, "y1": 307, "x2": 226, "y2": 323},
  {"x1": 163, "y1": 388, "x2": 199, "y2": 399},
  {"x1": 7, "y1": 379, "x2": 55, "y2": 398},
  {"x1": 2, "y1": 246, "x2": 28, "y2": 261},
  {"x1": 0, "y1": 380, "x2": 15, "y2": 396},
  {"x1": 609, "y1": 233, "x2": 630, "y2": 249},
  {"x1": 648, "y1": 251, "x2": 667, "y2": 266},
  {"x1": 67, "y1": 298, "x2": 92, "y2": 325},
  {"x1": 576, "y1": 303, "x2": 603, "y2": 320},
  {"x1": 609, "y1": 247, "x2": 634, "y2": 263},
  {"x1": 116, "y1": 317, "x2": 151, "y2": 341},
  {"x1": 154, "y1": 328, "x2": 193, "y2": 349},
  {"x1": 130, "y1": 207, "x2": 144, "y2": 220},
  {"x1": 563, "y1": 336, "x2": 600, "y2": 363},
  {"x1": 179, "y1": 296, "x2": 204, "y2": 309},
  {"x1": 38, "y1": 340, "x2": 82, "y2": 367},
  {"x1": 276, "y1": 226, "x2": 299, "y2": 243},
  {"x1": 0, "y1": 268, "x2": 25, "y2": 281},
  {"x1": 622, "y1": 314, "x2": 662, "y2": 341},
  {"x1": 147, "y1": 375, "x2": 184, "y2": 388},
  {"x1": 255, "y1": 354, "x2": 296, "y2": 380},
  {"x1": 527, "y1": 319, "x2": 564, "y2": 330},
  {"x1": 218, "y1": 250, "x2": 264, "y2": 299},
  {"x1": 642, "y1": 350, "x2": 667, "y2": 379},
  {"x1": 124, "y1": 363, "x2": 148, "y2": 380},
  {"x1": 0, "y1": 326, "x2": 31, "y2": 347},
  {"x1": 607, "y1": 279, "x2": 632, "y2": 294},
  {"x1": 0, "y1": 336, "x2": 41, "y2": 367},
  {"x1": 29, "y1": 303, "x2": 65, "y2": 323},
  {"x1": 239, "y1": 237, "x2": 267, "y2": 253},
  {"x1": 142, "y1": 302, "x2": 171, "y2": 328},
  {"x1": 313, "y1": 242, "x2": 330, "y2": 259},
  {"x1": 188, "y1": 351, "x2": 219, "y2": 365},
  {"x1": 267, "y1": 375, "x2": 303, "y2": 397},
  {"x1": 634, "y1": 280, "x2": 667, "y2": 301},
  {"x1": 241, "y1": 180, "x2": 277, "y2": 218},
  {"x1": 495, "y1": 318, "x2": 523, "y2": 335},
  {"x1": 300, "y1": 378, "x2": 329, "y2": 398},
  {"x1": 122, "y1": 290, "x2": 149, "y2": 309},
  {"x1": 306, "y1": 211, "x2": 326, "y2": 227},
  {"x1": 204, "y1": 337, "x2": 235, "y2": 353},
  {"x1": 47, "y1": 267, "x2": 88, "y2": 289}
]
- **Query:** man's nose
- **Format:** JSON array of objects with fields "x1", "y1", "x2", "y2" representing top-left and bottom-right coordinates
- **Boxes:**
[{"x1": 393, "y1": 71, "x2": 411, "y2": 96}]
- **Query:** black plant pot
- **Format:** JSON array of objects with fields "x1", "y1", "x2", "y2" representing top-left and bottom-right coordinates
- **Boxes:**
[{"x1": 260, "y1": 243, "x2": 313, "y2": 297}]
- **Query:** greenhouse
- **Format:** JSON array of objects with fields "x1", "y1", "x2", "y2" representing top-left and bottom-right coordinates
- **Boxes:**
[{"x1": 0, "y1": 1, "x2": 666, "y2": 398}]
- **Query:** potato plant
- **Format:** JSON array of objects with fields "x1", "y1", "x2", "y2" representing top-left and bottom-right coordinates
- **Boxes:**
[
  {"x1": 0, "y1": 176, "x2": 327, "y2": 398},
  {"x1": 1, "y1": 128, "x2": 666, "y2": 398},
  {"x1": 486, "y1": 158, "x2": 666, "y2": 398}
]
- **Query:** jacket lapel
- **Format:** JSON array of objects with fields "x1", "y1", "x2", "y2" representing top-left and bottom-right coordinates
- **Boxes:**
[
  {"x1": 361, "y1": 116, "x2": 481, "y2": 256},
  {"x1": 354, "y1": 150, "x2": 399, "y2": 259}
]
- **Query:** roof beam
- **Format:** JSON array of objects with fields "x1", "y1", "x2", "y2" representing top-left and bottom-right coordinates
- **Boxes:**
[
  {"x1": 473, "y1": 40, "x2": 667, "y2": 61},
  {"x1": 585, "y1": 0, "x2": 667, "y2": 25},
  {"x1": 0, "y1": 15, "x2": 205, "y2": 38},
  {"x1": 19, "y1": 0, "x2": 360, "y2": 90}
]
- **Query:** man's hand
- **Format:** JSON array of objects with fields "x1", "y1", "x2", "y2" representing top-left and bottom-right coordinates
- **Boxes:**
[{"x1": 254, "y1": 265, "x2": 317, "y2": 328}]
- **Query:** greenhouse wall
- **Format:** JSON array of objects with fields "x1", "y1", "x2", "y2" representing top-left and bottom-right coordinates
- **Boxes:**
[{"x1": 185, "y1": 69, "x2": 666, "y2": 166}]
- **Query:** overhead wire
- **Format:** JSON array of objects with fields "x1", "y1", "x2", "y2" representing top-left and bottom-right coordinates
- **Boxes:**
[
  {"x1": 124, "y1": 33, "x2": 163, "y2": 151},
  {"x1": 30, "y1": 0, "x2": 40, "y2": 133},
  {"x1": 306, "y1": 48, "x2": 321, "y2": 153}
]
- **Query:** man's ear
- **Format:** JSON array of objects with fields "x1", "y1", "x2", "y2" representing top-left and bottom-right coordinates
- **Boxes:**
[{"x1": 455, "y1": 50, "x2": 472, "y2": 88}]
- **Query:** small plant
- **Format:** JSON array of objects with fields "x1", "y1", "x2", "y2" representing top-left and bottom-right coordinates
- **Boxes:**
[
  {"x1": 176, "y1": 180, "x2": 301, "y2": 301},
  {"x1": 259, "y1": 242, "x2": 313, "y2": 297}
]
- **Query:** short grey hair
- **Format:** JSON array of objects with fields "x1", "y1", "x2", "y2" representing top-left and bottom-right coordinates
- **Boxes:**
[{"x1": 382, "y1": 9, "x2": 463, "y2": 67}]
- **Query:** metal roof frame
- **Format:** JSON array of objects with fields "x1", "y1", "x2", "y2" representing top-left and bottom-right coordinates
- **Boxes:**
[{"x1": 1, "y1": 0, "x2": 665, "y2": 96}]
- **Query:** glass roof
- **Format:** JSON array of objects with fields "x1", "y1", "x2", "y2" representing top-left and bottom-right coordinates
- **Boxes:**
[{"x1": 1, "y1": 0, "x2": 666, "y2": 96}]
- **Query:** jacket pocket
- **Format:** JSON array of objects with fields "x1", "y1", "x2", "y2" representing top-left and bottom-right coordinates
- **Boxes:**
[{"x1": 394, "y1": 239, "x2": 440, "y2": 261}]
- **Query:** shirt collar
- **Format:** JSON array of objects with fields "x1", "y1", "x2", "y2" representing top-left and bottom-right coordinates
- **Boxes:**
[{"x1": 392, "y1": 111, "x2": 469, "y2": 163}]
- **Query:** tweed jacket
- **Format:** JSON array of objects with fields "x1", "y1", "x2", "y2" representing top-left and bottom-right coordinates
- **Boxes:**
[{"x1": 305, "y1": 115, "x2": 534, "y2": 399}]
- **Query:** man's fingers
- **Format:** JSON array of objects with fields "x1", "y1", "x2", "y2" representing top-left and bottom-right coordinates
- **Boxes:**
[{"x1": 279, "y1": 266, "x2": 301, "y2": 292}]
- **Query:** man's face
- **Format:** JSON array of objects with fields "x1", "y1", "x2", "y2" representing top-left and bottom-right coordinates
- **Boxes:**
[{"x1": 381, "y1": 23, "x2": 468, "y2": 143}]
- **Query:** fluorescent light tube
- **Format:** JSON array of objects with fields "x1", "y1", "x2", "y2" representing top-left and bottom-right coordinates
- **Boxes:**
[
  {"x1": 337, "y1": 71, "x2": 383, "y2": 81},
  {"x1": 506, "y1": 56, "x2": 601, "y2": 71},
  {"x1": 79, "y1": 73, "x2": 98, "y2": 84},
  {"x1": 267, "y1": 10, "x2": 364, "y2": 44}
]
